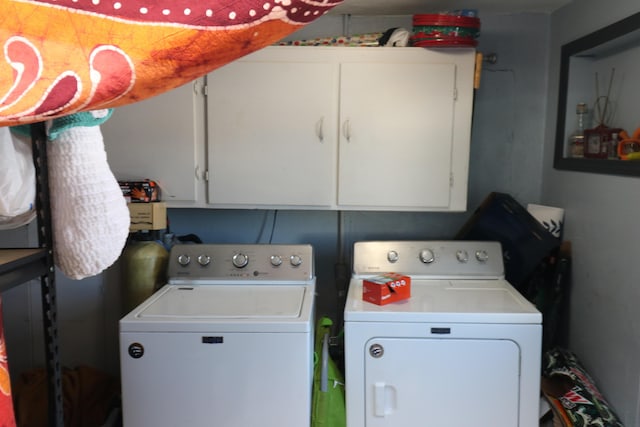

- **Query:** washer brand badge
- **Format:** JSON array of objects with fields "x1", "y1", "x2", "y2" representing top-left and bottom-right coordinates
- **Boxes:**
[{"x1": 128, "y1": 342, "x2": 144, "y2": 359}]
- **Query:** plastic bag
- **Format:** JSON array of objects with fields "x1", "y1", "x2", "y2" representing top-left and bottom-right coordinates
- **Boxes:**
[{"x1": 0, "y1": 127, "x2": 36, "y2": 229}]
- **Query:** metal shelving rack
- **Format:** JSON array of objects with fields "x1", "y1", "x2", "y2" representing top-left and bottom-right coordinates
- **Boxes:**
[{"x1": 0, "y1": 122, "x2": 64, "y2": 426}]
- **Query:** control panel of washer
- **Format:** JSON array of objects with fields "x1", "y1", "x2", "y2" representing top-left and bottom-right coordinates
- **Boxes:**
[
  {"x1": 168, "y1": 244, "x2": 314, "y2": 281},
  {"x1": 352, "y1": 241, "x2": 504, "y2": 279}
]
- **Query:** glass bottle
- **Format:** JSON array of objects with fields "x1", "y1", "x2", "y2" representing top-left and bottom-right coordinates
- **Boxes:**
[
  {"x1": 608, "y1": 133, "x2": 619, "y2": 159},
  {"x1": 568, "y1": 103, "x2": 588, "y2": 158}
]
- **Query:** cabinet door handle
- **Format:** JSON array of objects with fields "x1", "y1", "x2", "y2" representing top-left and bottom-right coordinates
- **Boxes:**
[
  {"x1": 342, "y1": 119, "x2": 351, "y2": 142},
  {"x1": 316, "y1": 117, "x2": 324, "y2": 142}
]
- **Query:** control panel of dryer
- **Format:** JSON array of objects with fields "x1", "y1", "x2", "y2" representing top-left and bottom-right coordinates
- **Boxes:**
[
  {"x1": 352, "y1": 241, "x2": 504, "y2": 279},
  {"x1": 167, "y1": 244, "x2": 314, "y2": 281}
]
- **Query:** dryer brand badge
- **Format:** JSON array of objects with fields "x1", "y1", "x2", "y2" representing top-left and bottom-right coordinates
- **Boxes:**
[{"x1": 128, "y1": 343, "x2": 144, "y2": 359}]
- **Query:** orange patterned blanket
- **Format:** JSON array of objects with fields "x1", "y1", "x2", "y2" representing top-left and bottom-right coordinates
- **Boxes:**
[{"x1": 0, "y1": 0, "x2": 342, "y2": 127}]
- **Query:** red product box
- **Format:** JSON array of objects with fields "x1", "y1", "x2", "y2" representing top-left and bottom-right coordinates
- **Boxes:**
[
  {"x1": 119, "y1": 180, "x2": 160, "y2": 203},
  {"x1": 362, "y1": 273, "x2": 411, "y2": 305}
]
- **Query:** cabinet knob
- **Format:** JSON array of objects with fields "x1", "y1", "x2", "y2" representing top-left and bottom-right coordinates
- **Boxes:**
[
  {"x1": 316, "y1": 117, "x2": 324, "y2": 142},
  {"x1": 342, "y1": 119, "x2": 352, "y2": 142}
]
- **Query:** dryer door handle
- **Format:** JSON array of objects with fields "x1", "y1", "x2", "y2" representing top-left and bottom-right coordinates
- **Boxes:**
[{"x1": 373, "y1": 382, "x2": 396, "y2": 417}]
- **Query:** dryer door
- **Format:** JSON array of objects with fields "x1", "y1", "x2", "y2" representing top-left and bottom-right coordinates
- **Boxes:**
[{"x1": 364, "y1": 337, "x2": 520, "y2": 427}]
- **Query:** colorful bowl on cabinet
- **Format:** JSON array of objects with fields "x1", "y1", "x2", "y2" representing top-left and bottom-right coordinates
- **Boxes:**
[{"x1": 411, "y1": 13, "x2": 480, "y2": 48}]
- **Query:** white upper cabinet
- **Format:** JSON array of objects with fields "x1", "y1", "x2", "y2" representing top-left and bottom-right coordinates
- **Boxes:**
[
  {"x1": 337, "y1": 61, "x2": 456, "y2": 209},
  {"x1": 206, "y1": 46, "x2": 475, "y2": 211},
  {"x1": 102, "y1": 80, "x2": 206, "y2": 207},
  {"x1": 207, "y1": 58, "x2": 339, "y2": 207},
  {"x1": 102, "y1": 46, "x2": 475, "y2": 212}
]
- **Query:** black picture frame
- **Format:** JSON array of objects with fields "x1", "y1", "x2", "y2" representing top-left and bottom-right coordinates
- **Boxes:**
[{"x1": 553, "y1": 11, "x2": 640, "y2": 176}]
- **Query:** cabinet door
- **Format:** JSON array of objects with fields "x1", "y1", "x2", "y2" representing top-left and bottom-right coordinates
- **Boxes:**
[
  {"x1": 207, "y1": 60, "x2": 338, "y2": 207},
  {"x1": 102, "y1": 81, "x2": 203, "y2": 205},
  {"x1": 338, "y1": 62, "x2": 456, "y2": 209}
]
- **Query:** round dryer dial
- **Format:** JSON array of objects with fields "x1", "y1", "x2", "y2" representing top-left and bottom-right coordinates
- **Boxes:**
[
  {"x1": 177, "y1": 254, "x2": 190, "y2": 266},
  {"x1": 456, "y1": 250, "x2": 469, "y2": 263},
  {"x1": 419, "y1": 249, "x2": 435, "y2": 264},
  {"x1": 232, "y1": 253, "x2": 249, "y2": 268}
]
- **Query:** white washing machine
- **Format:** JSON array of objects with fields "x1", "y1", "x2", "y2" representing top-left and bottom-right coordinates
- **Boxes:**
[
  {"x1": 344, "y1": 241, "x2": 542, "y2": 427},
  {"x1": 120, "y1": 243, "x2": 315, "y2": 427}
]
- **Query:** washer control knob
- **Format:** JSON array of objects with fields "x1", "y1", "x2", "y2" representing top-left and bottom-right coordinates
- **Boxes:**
[
  {"x1": 177, "y1": 254, "x2": 191, "y2": 266},
  {"x1": 387, "y1": 250, "x2": 399, "y2": 263},
  {"x1": 419, "y1": 249, "x2": 435, "y2": 264},
  {"x1": 290, "y1": 254, "x2": 303, "y2": 267},
  {"x1": 232, "y1": 253, "x2": 249, "y2": 268},
  {"x1": 270, "y1": 255, "x2": 283, "y2": 267},
  {"x1": 197, "y1": 254, "x2": 211, "y2": 266},
  {"x1": 456, "y1": 250, "x2": 469, "y2": 263},
  {"x1": 475, "y1": 250, "x2": 489, "y2": 263}
]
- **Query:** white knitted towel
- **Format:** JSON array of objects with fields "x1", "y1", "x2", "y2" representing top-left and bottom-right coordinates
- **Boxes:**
[{"x1": 47, "y1": 125, "x2": 129, "y2": 279}]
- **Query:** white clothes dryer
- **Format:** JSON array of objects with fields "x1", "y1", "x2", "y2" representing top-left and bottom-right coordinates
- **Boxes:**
[
  {"x1": 120, "y1": 243, "x2": 315, "y2": 427},
  {"x1": 344, "y1": 241, "x2": 542, "y2": 427}
]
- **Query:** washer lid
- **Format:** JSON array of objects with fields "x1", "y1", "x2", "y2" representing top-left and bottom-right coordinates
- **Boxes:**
[
  {"x1": 344, "y1": 278, "x2": 541, "y2": 324},
  {"x1": 121, "y1": 284, "x2": 314, "y2": 333}
]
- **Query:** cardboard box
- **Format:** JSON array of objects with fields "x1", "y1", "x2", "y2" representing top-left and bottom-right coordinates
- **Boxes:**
[
  {"x1": 128, "y1": 202, "x2": 167, "y2": 231},
  {"x1": 363, "y1": 273, "x2": 411, "y2": 305}
]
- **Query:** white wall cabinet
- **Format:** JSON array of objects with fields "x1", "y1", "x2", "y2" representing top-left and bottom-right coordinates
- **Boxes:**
[
  {"x1": 206, "y1": 46, "x2": 475, "y2": 211},
  {"x1": 102, "y1": 79, "x2": 207, "y2": 207},
  {"x1": 103, "y1": 46, "x2": 475, "y2": 212},
  {"x1": 207, "y1": 59, "x2": 339, "y2": 207}
]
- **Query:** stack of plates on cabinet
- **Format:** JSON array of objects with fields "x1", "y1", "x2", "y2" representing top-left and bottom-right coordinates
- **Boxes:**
[{"x1": 410, "y1": 13, "x2": 480, "y2": 47}]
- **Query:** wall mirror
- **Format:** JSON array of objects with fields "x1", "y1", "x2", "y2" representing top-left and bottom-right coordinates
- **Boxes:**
[{"x1": 554, "y1": 11, "x2": 640, "y2": 176}]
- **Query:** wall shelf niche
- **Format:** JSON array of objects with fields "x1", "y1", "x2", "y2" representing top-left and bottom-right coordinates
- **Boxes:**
[{"x1": 554, "y1": 11, "x2": 640, "y2": 176}]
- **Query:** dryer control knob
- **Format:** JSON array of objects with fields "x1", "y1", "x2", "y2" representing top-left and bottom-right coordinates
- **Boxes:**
[
  {"x1": 232, "y1": 253, "x2": 249, "y2": 268},
  {"x1": 290, "y1": 254, "x2": 303, "y2": 267},
  {"x1": 456, "y1": 250, "x2": 469, "y2": 263},
  {"x1": 197, "y1": 254, "x2": 211, "y2": 266},
  {"x1": 270, "y1": 255, "x2": 283, "y2": 267},
  {"x1": 475, "y1": 250, "x2": 489, "y2": 262},
  {"x1": 419, "y1": 249, "x2": 435, "y2": 264},
  {"x1": 177, "y1": 254, "x2": 191, "y2": 266},
  {"x1": 387, "y1": 250, "x2": 399, "y2": 263}
]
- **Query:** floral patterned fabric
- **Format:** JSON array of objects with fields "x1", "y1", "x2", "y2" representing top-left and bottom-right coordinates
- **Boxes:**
[{"x1": 0, "y1": 298, "x2": 16, "y2": 427}]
